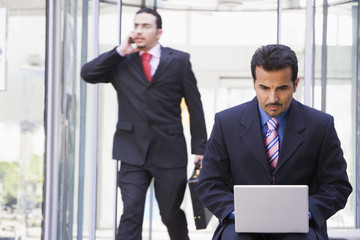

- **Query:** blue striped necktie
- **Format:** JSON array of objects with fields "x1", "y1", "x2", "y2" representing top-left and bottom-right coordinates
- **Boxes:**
[{"x1": 264, "y1": 117, "x2": 279, "y2": 180}]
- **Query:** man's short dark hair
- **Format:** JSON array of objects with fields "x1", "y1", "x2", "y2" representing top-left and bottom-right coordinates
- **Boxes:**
[
  {"x1": 136, "y1": 8, "x2": 162, "y2": 29},
  {"x1": 251, "y1": 44, "x2": 298, "y2": 84}
]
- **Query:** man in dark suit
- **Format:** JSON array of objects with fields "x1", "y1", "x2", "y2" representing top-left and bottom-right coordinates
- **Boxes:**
[
  {"x1": 81, "y1": 8, "x2": 207, "y2": 240},
  {"x1": 197, "y1": 44, "x2": 352, "y2": 240}
]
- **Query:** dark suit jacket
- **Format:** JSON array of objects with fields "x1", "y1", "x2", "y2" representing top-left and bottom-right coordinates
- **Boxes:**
[
  {"x1": 197, "y1": 97, "x2": 352, "y2": 240},
  {"x1": 81, "y1": 46, "x2": 207, "y2": 168}
]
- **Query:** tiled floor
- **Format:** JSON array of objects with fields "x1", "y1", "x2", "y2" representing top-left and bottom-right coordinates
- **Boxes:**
[{"x1": 328, "y1": 229, "x2": 360, "y2": 240}]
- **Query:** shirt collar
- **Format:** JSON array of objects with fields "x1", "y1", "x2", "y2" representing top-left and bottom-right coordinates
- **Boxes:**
[
  {"x1": 140, "y1": 43, "x2": 161, "y2": 59},
  {"x1": 258, "y1": 101, "x2": 290, "y2": 127}
]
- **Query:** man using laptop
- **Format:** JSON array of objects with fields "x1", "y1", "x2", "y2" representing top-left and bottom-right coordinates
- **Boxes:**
[{"x1": 197, "y1": 44, "x2": 352, "y2": 240}]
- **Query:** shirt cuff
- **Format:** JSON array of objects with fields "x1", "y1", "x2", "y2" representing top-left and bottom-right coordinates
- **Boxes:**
[{"x1": 116, "y1": 46, "x2": 125, "y2": 57}]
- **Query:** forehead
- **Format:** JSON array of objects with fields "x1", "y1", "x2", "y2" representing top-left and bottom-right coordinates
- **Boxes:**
[
  {"x1": 134, "y1": 13, "x2": 157, "y2": 25},
  {"x1": 255, "y1": 66, "x2": 293, "y2": 85}
]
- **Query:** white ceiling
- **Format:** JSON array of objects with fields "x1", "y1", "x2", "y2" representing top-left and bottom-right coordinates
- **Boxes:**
[
  {"x1": 0, "y1": 0, "x2": 354, "y2": 15},
  {"x1": 0, "y1": 0, "x2": 45, "y2": 15},
  {"x1": 129, "y1": 0, "x2": 305, "y2": 11}
]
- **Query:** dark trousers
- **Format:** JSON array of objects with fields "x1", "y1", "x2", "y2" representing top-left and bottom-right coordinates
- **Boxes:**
[
  {"x1": 220, "y1": 223, "x2": 318, "y2": 240},
  {"x1": 116, "y1": 162, "x2": 189, "y2": 240}
]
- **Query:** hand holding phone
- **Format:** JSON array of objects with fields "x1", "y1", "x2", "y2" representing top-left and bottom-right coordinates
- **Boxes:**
[
  {"x1": 119, "y1": 33, "x2": 139, "y2": 55},
  {"x1": 129, "y1": 37, "x2": 134, "y2": 44}
]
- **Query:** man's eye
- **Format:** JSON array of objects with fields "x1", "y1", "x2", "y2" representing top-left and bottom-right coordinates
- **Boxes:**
[{"x1": 279, "y1": 86, "x2": 289, "y2": 90}]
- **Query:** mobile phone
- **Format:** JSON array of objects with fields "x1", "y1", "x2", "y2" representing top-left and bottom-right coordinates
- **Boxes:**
[{"x1": 130, "y1": 37, "x2": 137, "y2": 49}]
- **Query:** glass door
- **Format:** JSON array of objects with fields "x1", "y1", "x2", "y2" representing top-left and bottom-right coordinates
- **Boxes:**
[
  {"x1": 313, "y1": 0, "x2": 358, "y2": 228},
  {"x1": 0, "y1": 1, "x2": 46, "y2": 239}
]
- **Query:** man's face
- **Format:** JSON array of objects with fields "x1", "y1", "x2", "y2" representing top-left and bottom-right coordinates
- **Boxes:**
[
  {"x1": 132, "y1": 13, "x2": 162, "y2": 52},
  {"x1": 254, "y1": 66, "x2": 299, "y2": 117}
]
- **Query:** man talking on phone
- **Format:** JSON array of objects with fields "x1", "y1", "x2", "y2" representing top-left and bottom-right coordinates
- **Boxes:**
[{"x1": 81, "y1": 7, "x2": 207, "y2": 240}]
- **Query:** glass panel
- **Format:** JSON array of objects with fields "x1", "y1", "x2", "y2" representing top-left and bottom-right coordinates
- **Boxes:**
[
  {"x1": 323, "y1": 2, "x2": 356, "y2": 228},
  {"x1": 95, "y1": 2, "x2": 120, "y2": 239},
  {"x1": 0, "y1": 2, "x2": 46, "y2": 239},
  {"x1": 77, "y1": 0, "x2": 103, "y2": 239},
  {"x1": 77, "y1": 1, "x2": 124, "y2": 239},
  {"x1": 0, "y1": 8, "x2": 7, "y2": 91},
  {"x1": 313, "y1": 1, "x2": 357, "y2": 228},
  {"x1": 60, "y1": 0, "x2": 81, "y2": 239},
  {"x1": 314, "y1": 3, "x2": 324, "y2": 111},
  {"x1": 282, "y1": 8, "x2": 307, "y2": 103}
]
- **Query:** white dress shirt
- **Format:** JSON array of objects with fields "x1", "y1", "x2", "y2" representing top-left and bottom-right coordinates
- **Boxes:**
[{"x1": 116, "y1": 43, "x2": 161, "y2": 77}]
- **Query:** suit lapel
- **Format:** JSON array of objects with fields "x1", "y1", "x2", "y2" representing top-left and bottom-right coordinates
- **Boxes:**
[
  {"x1": 239, "y1": 99, "x2": 306, "y2": 173},
  {"x1": 239, "y1": 98, "x2": 270, "y2": 170},
  {"x1": 277, "y1": 100, "x2": 305, "y2": 170},
  {"x1": 151, "y1": 46, "x2": 173, "y2": 81},
  {"x1": 128, "y1": 53, "x2": 149, "y2": 84},
  {"x1": 127, "y1": 47, "x2": 174, "y2": 84}
]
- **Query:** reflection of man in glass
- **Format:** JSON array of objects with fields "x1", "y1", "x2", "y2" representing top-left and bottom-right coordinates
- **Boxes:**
[
  {"x1": 197, "y1": 44, "x2": 352, "y2": 240},
  {"x1": 81, "y1": 8, "x2": 207, "y2": 240}
]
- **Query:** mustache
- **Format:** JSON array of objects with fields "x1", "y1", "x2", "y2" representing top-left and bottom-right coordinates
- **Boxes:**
[{"x1": 265, "y1": 102, "x2": 281, "y2": 107}]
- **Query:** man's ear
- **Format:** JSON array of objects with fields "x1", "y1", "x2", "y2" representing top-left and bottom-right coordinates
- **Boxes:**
[
  {"x1": 156, "y1": 29, "x2": 163, "y2": 40},
  {"x1": 293, "y1": 78, "x2": 300, "y2": 92}
]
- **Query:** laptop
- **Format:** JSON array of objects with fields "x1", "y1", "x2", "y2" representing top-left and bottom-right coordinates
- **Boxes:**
[{"x1": 233, "y1": 185, "x2": 309, "y2": 233}]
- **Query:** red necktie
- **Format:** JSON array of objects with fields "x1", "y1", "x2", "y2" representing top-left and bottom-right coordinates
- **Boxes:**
[
  {"x1": 264, "y1": 117, "x2": 279, "y2": 181},
  {"x1": 141, "y1": 53, "x2": 152, "y2": 82}
]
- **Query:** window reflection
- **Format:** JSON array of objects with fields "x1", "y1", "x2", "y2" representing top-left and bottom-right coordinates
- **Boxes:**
[
  {"x1": 0, "y1": 3, "x2": 45, "y2": 239},
  {"x1": 0, "y1": 60, "x2": 45, "y2": 239}
]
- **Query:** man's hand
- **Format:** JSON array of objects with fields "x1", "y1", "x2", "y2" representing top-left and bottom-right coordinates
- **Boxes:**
[
  {"x1": 194, "y1": 155, "x2": 204, "y2": 165},
  {"x1": 118, "y1": 33, "x2": 139, "y2": 56}
]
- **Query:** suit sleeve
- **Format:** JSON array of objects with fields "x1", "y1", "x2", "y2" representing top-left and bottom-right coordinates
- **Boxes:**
[
  {"x1": 309, "y1": 116, "x2": 352, "y2": 230},
  {"x1": 181, "y1": 54, "x2": 207, "y2": 155},
  {"x1": 80, "y1": 47, "x2": 124, "y2": 84},
  {"x1": 196, "y1": 113, "x2": 235, "y2": 222}
]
